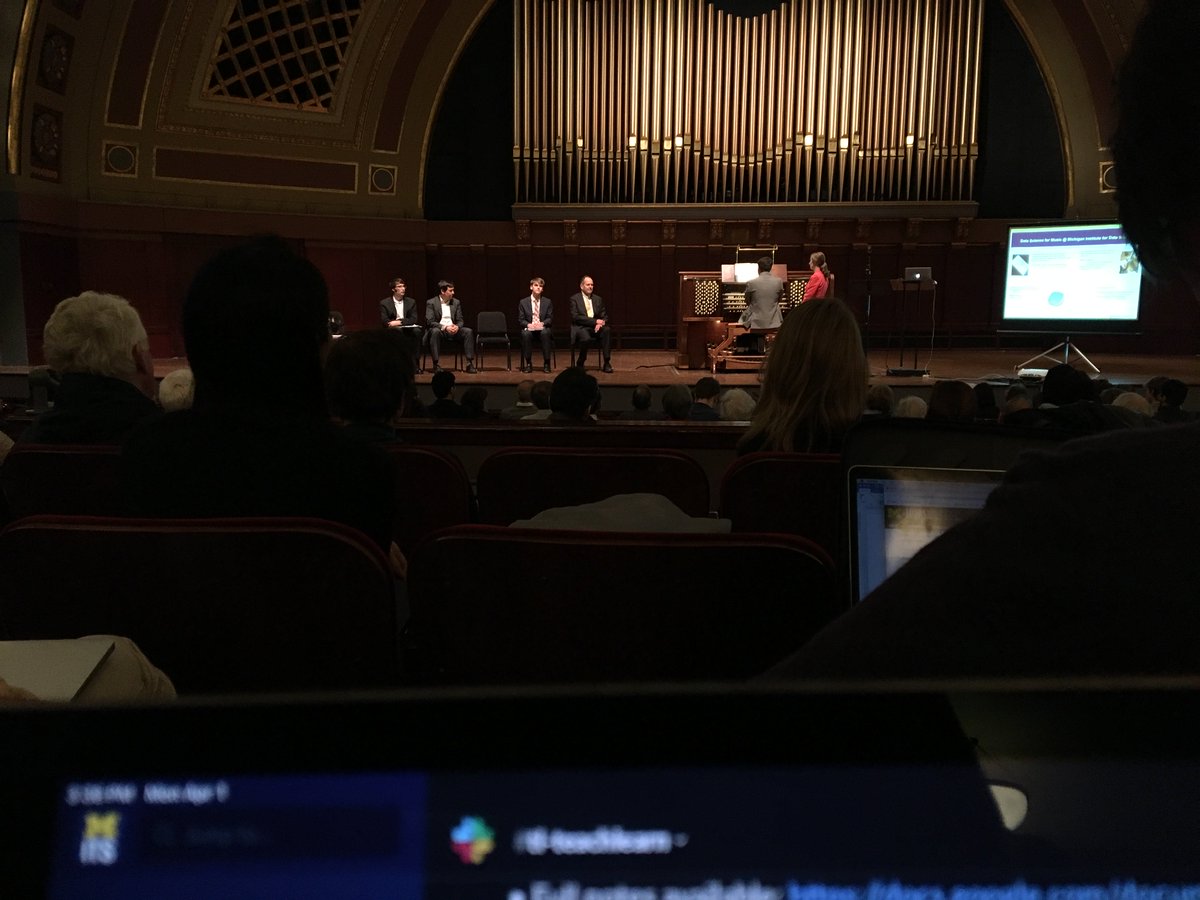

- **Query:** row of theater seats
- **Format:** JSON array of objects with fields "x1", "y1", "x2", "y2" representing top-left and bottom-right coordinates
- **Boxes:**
[
  {"x1": 0, "y1": 419, "x2": 1072, "y2": 694},
  {"x1": 0, "y1": 442, "x2": 842, "y2": 555},
  {"x1": 0, "y1": 514, "x2": 839, "y2": 693}
]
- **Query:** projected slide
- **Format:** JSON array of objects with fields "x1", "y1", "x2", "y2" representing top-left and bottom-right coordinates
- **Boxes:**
[{"x1": 1002, "y1": 223, "x2": 1142, "y2": 322}]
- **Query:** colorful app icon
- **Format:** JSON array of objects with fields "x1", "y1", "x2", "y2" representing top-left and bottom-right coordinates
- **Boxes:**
[{"x1": 450, "y1": 815, "x2": 496, "y2": 865}]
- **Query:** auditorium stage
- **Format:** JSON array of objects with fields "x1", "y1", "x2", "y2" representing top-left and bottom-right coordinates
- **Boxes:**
[
  {"x1": 2, "y1": 347, "x2": 1197, "y2": 407},
  {"x1": 156, "y1": 347, "x2": 1197, "y2": 389}
]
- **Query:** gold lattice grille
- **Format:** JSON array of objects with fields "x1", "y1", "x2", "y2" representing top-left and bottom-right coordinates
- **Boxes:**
[
  {"x1": 787, "y1": 278, "x2": 808, "y2": 310},
  {"x1": 694, "y1": 279, "x2": 720, "y2": 315},
  {"x1": 202, "y1": 0, "x2": 364, "y2": 112}
]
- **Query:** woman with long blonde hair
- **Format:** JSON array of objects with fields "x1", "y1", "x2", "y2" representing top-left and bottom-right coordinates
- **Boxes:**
[{"x1": 737, "y1": 298, "x2": 867, "y2": 454}]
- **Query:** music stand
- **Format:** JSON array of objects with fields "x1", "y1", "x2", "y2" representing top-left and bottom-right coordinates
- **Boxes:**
[{"x1": 886, "y1": 268, "x2": 935, "y2": 376}]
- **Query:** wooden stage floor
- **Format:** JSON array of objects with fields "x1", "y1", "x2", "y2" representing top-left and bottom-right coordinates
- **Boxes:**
[
  {"x1": 2, "y1": 347, "x2": 1197, "y2": 405},
  {"x1": 300, "y1": 346, "x2": 1196, "y2": 390}
]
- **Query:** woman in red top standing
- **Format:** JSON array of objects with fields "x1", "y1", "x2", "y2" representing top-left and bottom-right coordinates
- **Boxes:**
[{"x1": 805, "y1": 251, "x2": 831, "y2": 300}]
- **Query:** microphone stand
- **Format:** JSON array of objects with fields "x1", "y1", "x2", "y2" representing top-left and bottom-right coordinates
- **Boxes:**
[{"x1": 863, "y1": 245, "x2": 873, "y2": 368}]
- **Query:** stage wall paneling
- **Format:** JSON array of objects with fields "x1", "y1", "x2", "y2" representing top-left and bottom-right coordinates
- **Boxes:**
[
  {"x1": 19, "y1": 232, "x2": 81, "y2": 366},
  {"x1": 13, "y1": 216, "x2": 1200, "y2": 364}
]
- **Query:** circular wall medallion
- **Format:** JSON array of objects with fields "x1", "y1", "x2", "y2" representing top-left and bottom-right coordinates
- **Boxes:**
[
  {"x1": 370, "y1": 166, "x2": 396, "y2": 193},
  {"x1": 106, "y1": 144, "x2": 136, "y2": 174}
]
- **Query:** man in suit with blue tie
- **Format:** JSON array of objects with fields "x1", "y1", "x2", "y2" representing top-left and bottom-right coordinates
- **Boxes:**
[
  {"x1": 425, "y1": 279, "x2": 477, "y2": 374},
  {"x1": 518, "y1": 276, "x2": 554, "y2": 373}
]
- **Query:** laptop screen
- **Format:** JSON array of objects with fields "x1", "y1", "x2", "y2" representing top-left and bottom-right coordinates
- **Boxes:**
[
  {"x1": 6, "y1": 687, "x2": 1200, "y2": 897},
  {"x1": 849, "y1": 465, "x2": 1003, "y2": 602}
]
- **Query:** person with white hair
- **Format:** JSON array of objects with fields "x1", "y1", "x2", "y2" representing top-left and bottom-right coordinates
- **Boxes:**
[
  {"x1": 21, "y1": 291, "x2": 159, "y2": 443},
  {"x1": 157, "y1": 368, "x2": 195, "y2": 413},
  {"x1": 718, "y1": 388, "x2": 756, "y2": 421},
  {"x1": 1111, "y1": 391, "x2": 1153, "y2": 418},
  {"x1": 893, "y1": 395, "x2": 928, "y2": 419}
]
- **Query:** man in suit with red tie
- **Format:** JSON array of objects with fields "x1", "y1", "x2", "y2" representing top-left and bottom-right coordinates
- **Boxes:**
[
  {"x1": 568, "y1": 275, "x2": 613, "y2": 373},
  {"x1": 518, "y1": 276, "x2": 554, "y2": 373}
]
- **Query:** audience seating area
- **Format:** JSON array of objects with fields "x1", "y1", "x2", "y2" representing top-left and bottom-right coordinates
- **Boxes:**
[
  {"x1": 719, "y1": 451, "x2": 842, "y2": 559},
  {"x1": 1, "y1": 443, "x2": 123, "y2": 519},
  {"x1": 0, "y1": 515, "x2": 399, "y2": 694},
  {"x1": 382, "y1": 444, "x2": 474, "y2": 553},
  {"x1": 405, "y1": 525, "x2": 839, "y2": 684},
  {"x1": 0, "y1": 417, "x2": 1078, "y2": 693},
  {"x1": 475, "y1": 446, "x2": 710, "y2": 524}
]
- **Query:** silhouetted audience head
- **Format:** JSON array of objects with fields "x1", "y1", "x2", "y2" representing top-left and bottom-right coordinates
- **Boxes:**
[
  {"x1": 739, "y1": 299, "x2": 866, "y2": 452},
  {"x1": 158, "y1": 368, "x2": 195, "y2": 412},
  {"x1": 661, "y1": 384, "x2": 692, "y2": 420},
  {"x1": 1144, "y1": 375, "x2": 1169, "y2": 410},
  {"x1": 972, "y1": 383, "x2": 999, "y2": 421},
  {"x1": 894, "y1": 395, "x2": 928, "y2": 419},
  {"x1": 865, "y1": 383, "x2": 894, "y2": 417},
  {"x1": 324, "y1": 329, "x2": 415, "y2": 424},
  {"x1": 1001, "y1": 393, "x2": 1032, "y2": 422},
  {"x1": 1154, "y1": 378, "x2": 1192, "y2": 422},
  {"x1": 1113, "y1": 0, "x2": 1200, "y2": 284},
  {"x1": 718, "y1": 387, "x2": 756, "y2": 421},
  {"x1": 1005, "y1": 383, "x2": 1029, "y2": 403},
  {"x1": 516, "y1": 380, "x2": 535, "y2": 404},
  {"x1": 925, "y1": 380, "x2": 977, "y2": 422},
  {"x1": 183, "y1": 235, "x2": 329, "y2": 414},
  {"x1": 531, "y1": 380, "x2": 552, "y2": 410},
  {"x1": 1112, "y1": 391, "x2": 1153, "y2": 416},
  {"x1": 693, "y1": 377, "x2": 720, "y2": 403},
  {"x1": 431, "y1": 369, "x2": 456, "y2": 400},
  {"x1": 549, "y1": 367, "x2": 600, "y2": 420},
  {"x1": 631, "y1": 384, "x2": 652, "y2": 411},
  {"x1": 43, "y1": 291, "x2": 155, "y2": 397},
  {"x1": 460, "y1": 386, "x2": 488, "y2": 418},
  {"x1": 1039, "y1": 364, "x2": 1094, "y2": 407},
  {"x1": 1161, "y1": 378, "x2": 1188, "y2": 408}
]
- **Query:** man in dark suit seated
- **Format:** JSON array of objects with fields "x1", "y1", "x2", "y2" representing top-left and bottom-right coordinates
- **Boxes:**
[
  {"x1": 518, "y1": 276, "x2": 554, "y2": 373},
  {"x1": 379, "y1": 277, "x2": 418, "y2": 330},
  {"x1": 568, "y1": 275, "x2": 612, "y2": 373},
  {"x1": 425, "y1": 280, "x2": 477, "y2": 374},
  {"x1": 379, "y1": 276, "x2": 422, "y2": 372}
]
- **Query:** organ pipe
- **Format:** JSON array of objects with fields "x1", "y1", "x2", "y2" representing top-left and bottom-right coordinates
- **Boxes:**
[{"x1": 514, "y1": 0, "x2": 984, "y2": 205}]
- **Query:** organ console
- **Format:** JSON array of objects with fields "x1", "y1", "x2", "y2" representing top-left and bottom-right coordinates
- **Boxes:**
[{"x1": 675, "y1": 269, "x2": 811, "y2": 372}]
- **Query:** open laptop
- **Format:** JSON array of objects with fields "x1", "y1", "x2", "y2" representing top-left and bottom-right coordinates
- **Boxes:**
[
  {"x1": 5, "y1": 685, "x2": 1200, "y2": 896},
  {"x1": 849, "y1": 464, "x2": 1003, "y2": 602},
  {"x1": 903, "y1": 266, "x2": 933, "y2": 283}
]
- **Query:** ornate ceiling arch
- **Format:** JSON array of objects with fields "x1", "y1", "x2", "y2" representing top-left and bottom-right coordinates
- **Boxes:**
[{"x1": 1, "y1": 0, "x2": 1147, "y2": 220}]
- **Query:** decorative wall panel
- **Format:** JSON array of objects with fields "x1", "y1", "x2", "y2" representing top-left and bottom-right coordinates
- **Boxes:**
[{"x1": 202, "y1": 0, "x2": 364, "y2": 111}]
